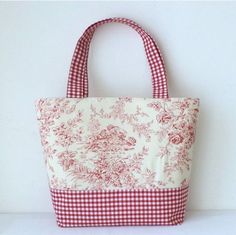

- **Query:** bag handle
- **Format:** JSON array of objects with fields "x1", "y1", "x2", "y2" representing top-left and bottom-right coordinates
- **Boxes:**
[{"x1": 67, "y1": 17, "x2": 169, "y2": 99}]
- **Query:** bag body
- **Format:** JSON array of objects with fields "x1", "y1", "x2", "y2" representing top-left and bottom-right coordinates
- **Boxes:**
[{"x1": 36, "y1": 18, "x2": 200, "y2": 227}]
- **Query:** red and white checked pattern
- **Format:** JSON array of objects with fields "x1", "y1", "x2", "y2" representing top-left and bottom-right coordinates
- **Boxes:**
[
  {"x1": 50, "y1": 186, "x2": 188, "y2": 227},
  {"x1": 67, "y1": 17, "x2": 169, "y2": 99}
]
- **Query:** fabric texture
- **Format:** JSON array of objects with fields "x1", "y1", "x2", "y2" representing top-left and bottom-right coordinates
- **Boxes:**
[
  {"x1": 36, "y1": 97, "x2": 199, "y2": 190},
  {"x1": 66, "y1": 17, "x2": 168, "y2": 99},
  {"x1": 51, "y1": 186, "x2": 189, "y2": 227}
]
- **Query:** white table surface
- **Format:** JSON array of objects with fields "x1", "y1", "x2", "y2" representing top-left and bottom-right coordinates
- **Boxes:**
[{"x1": 1, "y1": 211, "x2": 236, "y2": 235}]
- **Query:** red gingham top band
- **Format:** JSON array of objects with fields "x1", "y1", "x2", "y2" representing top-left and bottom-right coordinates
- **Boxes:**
[{"x1": 67, "y1": 17, "x2": 169, "y2": 99}]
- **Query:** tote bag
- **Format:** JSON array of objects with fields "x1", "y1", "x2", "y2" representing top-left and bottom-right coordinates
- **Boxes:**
[{"x1": 36, "y1": 18, "x2": 200, "y2": 227}]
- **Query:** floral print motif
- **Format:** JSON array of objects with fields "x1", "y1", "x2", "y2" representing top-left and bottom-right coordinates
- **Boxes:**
[
  {"x1": 85, "y1": 125, "x2": 136, "y2": 153},
  {"x1": 57, "y1": 150, "x2": 77, "y2": 171},
  {"x1": 168, "y1": 132, "x2": 184, "y2": 145},
  {"x1": 36, "y1": 97, "x2": 199, "y2": 190},
  {"x1": 70, "y1": 147, "x2": 150, "y2": 190}
]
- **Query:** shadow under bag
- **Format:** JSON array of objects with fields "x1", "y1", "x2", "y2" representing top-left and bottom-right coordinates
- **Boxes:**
[{"x1": 35, "y1": 17, "x2": 200, "y2": 227}]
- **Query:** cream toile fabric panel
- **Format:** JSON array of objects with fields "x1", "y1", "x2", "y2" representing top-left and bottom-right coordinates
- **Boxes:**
[{"x1": 36, "y1": 97, "x2": 199, "y2": 190}]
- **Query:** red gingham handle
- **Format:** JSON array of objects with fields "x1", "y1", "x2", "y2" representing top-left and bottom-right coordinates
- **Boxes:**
[{"x1": 67, "y1": 18, "x2": 169, "y2": 99}]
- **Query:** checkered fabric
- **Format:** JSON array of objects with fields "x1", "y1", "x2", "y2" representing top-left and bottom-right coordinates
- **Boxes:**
[
  {"x1": 67, "y1": 17, "x2": 169, "y2": 99},
  {"x1": 50, "y1": 186, "x2": 188, "y2": 227}
]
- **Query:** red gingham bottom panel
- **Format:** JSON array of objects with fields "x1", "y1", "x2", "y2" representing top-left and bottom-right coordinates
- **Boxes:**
[{"x1": 50, "y1": 186, "x2": 189, "y2": 227}]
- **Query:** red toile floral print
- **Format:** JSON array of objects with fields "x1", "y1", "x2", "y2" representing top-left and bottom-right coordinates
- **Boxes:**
[
  {"x1": 85, "y1": 125, "x2": 136, "y2": 153},
  {"x1": 36, "y1": 97, "x2": 199, "y2": 190},
  {"x1": 168, "y1": 132, "x2": 184, "y2": 145},
  {"x1": 57, "y1": 150, "x2": 77, "y2": 171}
]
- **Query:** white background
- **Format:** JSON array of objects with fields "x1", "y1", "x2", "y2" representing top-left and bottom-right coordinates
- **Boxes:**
[{"x1": 0, "y1": 1, "x2": 236, "y2": 213}]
